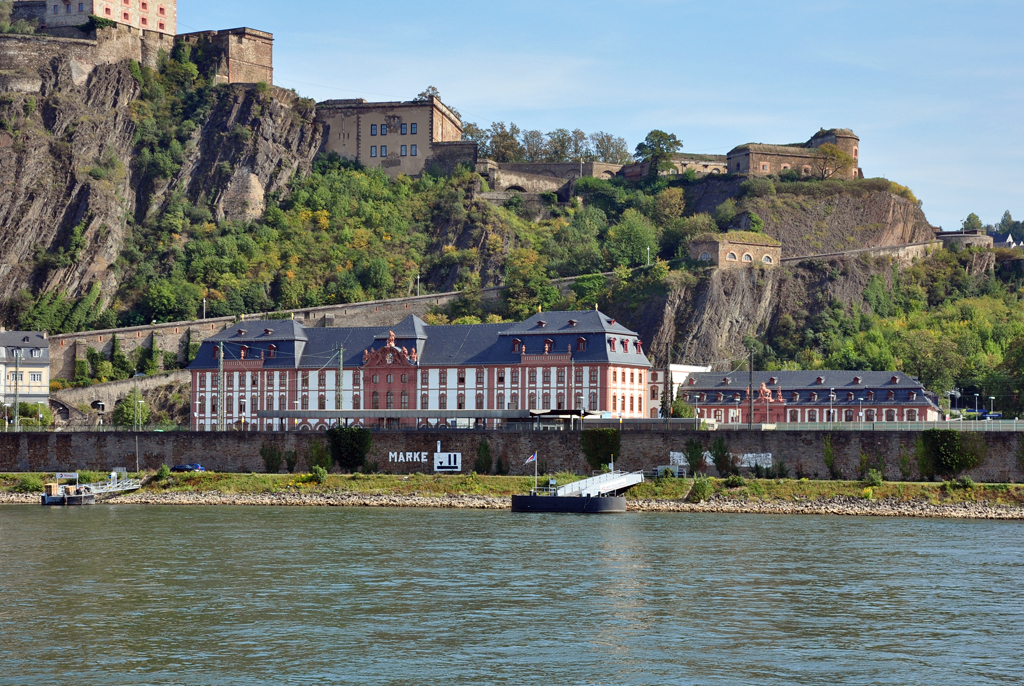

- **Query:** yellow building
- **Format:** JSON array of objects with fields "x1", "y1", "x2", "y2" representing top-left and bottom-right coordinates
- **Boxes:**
[
  {"x1": 0, "y1": 330, "x2": 51, "y2": 421},
  {"x1": 317, "y1": 96, "x2": 476, "y2": 178}
]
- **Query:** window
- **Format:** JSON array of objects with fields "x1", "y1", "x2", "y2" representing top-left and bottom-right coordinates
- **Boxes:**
[
  {"x1": 319, "y1": 395, "x2": 326, "y2": 410},
  {"x1": 302, "y1": 372, "x2": 309, "y2": 389},
  {"x1": 301, "y1": 396, "x2": 309, "y2": 411},
  {"x1": 867, "y1": 391, "x2": 874, "y2": 401},
  {"x1": 30, "y1": 373, "x2": 42, "y2": 382},
  {"x1": 266, "y1": 395, "x2": 274, "y2": 411},
  {"x1": 457, "y1": 394, "x2": 465, "y2": 410},
  {"x1": 411, "y1": 123, "x2": 417, "y2": 134},
  {"x1": 761, "y1": 163, "x2": 768, "y2": 171},
  {"x1": 887, "y1": 390, "x2": 895, "y2": 401},
  {"x1": 401, "y1": 391, "x2": 409, "y2": 409},
  {"x1": 381, "y1": 124, "x2": 388, "y2": 136},
  {"x1": 790, "y1": 410, "x2": 799, "y2": 422},
  {"x1": 439, "y1": 394, "x2": 447, "y2": 410},
  {"x1": 158, "y1": 5, "x2": 165, "y2": 15},
  {"x1": 319, "y1": 371, "x2": 327, "y2": 388},
  {"x1": 401, "y1": 373, "x2": 408, "y2": 384},
  {"x1": 511, "y1": 370, "x2": 519, "y2": 384},
  {"x1": 847, "y1": 392, "x2": 854, "y2": 401},
  {"x1": 386, "y1": 374, "x2": 393, "y2": 384},
  {"x1": 372, "y1": 392, "x2": 380, "y2": 409},
  {"x1": 158, "y1": 22, "x2": 165, "y2": 30},
  {"x1": 401, "y1": 123, "x2": 407, "y2": 135},
  {"x1": 421, "y1": 371, "x2": 429, "y2": 386},
  {"x1": 865, "y1": 409, "x2": 876, "y2": 421},
  {"x1": 227, "y1": 374, "x2": 234, "y2": 389},
  {"x1": 845, "y1": 409, "x2": 854, "y2": 422},
  {"x1": 421, "y1": 394, "x2": 429, "y2": 409},
  {"x1": 353, "y1": 395, "x2": 361, "y2": 410},
  {"x1": 575, "y1": 369, "x2": 583, "y2": 385},
  {"x1": 439, "y1": 370, "x2": 448, "y2": 385},
  {"x1": 613, "y1": 371, "x2": 617, "y2": 383},
  {"x1": 199, "y1": 375, "x2": 207, "y2": 389},
  {"x1": 743, "y1": 253, "x2": 753, "y2": 262},
  {"x1": 476, "y1": 369, "x2": 484, "y2": 384},
  {"x1": 529, "y1": 393, "x2": 537, "y2": 410},
  {"x1": 371, "y1": 124, "x2": 378, "y2": 136},
  {"x1": 510, "y1": 393, "x2": 519, "y2": 410},
  {"x1": 141, "y1": 17, "x2": 147, "y2": 25},
  {"x1": 268, "y1": 344, "x2": 277, "y2": 358},
  {"x1": 907, "y1": 410, "x2": 918, "y2": 421},
  {"x1": 123, "y1": 11, "x2": 129, "y2": 21},
  {"x1": 401, "y1": 145, "x2": 407, "y2": 156},
  {"x1": 699, "y1": 252, "x2": 711, "y2": 261},
  {"x1": 651, "y1": 387, "x2": 659, "y2": 400},
  {"x1": 458, "y1": 370, "x2": 466, "y2": 385},
  {"x1": 726, "y1": 252, "x2": 738, "y2": 261},
  {"x1": 226, "y1": 397, "x2": 234, "y2": 414},
  {"x1": 512, "y1": 339, "x2": 523, "y2": 353},
  {"x1": 763, "y1": 255, "x2": 773, "y2": 264},
  {"x1": 352, "y1": 373, "x2": 360, "y2": 388},
  {"x1": 577, "y1": 338, "x2": 587, "y2": 351},
  {"x1": 53, "y1": 5, "x2": 57, "y2": 14},
  {"x1": 386, "y1": 391, "x2": 394, "y2": 410},
  {"x1": 141, "y1": 1, "x2": 147, "y2": 9},
  {"x1": 612, "y1": 396, "x2": 617, "y2": 411},
  {"x1": 239, "y1": 345, "x2": 249, "y2": 360},
  {"x1": 476, "y1": 394, "x2": 484, "y2": 410},
  {"x1": 79, "y1": 2, "x2": 84, "y2": 10},
  {"x1": 630, "y1": 396, "x2": 635, "y2": 412},
  {"x1": 411, "y1": 145, "x2": 417, "y2": 156},
  {"x1": 372, "y1": 374, "x2": 379, "y2": 384},
  {"x1": 557, "y1": 369, "x2": 565, "y2": 384},
  {"x1": 542, "y1": 393, "x2": 551, "y2": 410},
  {"x1": 556, "y1": 393, "x2": 565, "y2": 410},
  {"x1": 370, "y1": 146, "x2": 377, "y2": 157},
  {"x1": 543, "y1": 370, "x2": 551, "y2": 384},
  {"x1": 544, "y1": 339, "x2": 553, "y2": 353},
  {"x1": 808, "y1": 410, "x2": 817, "y2": 422},
  {"x1": 885, "y1": 410, "x2": 896, "y2": 422},
  {"x1": 498, "y1": 370, "x2": 505, "y2": 384},
  {"x1": 609, "y1": 339, "x2": 616, "y2": 352},
  {"x1": 630, "y1": 372, "x2": 635, "y2": 384},
  {"x1": 529, "y1": 369, "x2": 537, "y2": 384},
  {"x1": 590, "y1": 369, "x2": 598, "y2": 384},
  {"x1": 496, "y1": 393, "x2": 505, "y2": 410},
  {"x1": 104, "y1": 6, "x2": 110, "y2": 14}
]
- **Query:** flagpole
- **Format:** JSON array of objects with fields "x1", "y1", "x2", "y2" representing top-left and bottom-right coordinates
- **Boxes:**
[{"x1": 535, "y1": 451, "x2": 538, "y2": 493}]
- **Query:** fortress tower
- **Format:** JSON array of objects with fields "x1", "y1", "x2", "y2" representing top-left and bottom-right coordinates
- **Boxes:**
[{"x1": 13, "y1": 0, "x2": 176, "y2": 35}]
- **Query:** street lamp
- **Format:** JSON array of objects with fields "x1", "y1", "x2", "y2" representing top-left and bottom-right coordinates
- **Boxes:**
[
  {"x1": 858, "y1": 397, "x2": 864, "y2": 426},
  {"x1": 974, "y1": 393, "x2": 980, "y2": 414},
  {"x1": 133, "y1": 372, "x2": 147, "y2": 431},
  {"x1": 830, "y1": 387, "x2": 835, "y2": 427},
  {"x1": 989, "y1": 396, "x2": 996, "y2": 415}
]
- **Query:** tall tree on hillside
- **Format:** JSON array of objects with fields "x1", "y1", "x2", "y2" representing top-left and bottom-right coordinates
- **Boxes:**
[
  {"x1": 567, "y1": 128, "x2": 592, "y2": 162},
  {"x1": 607, "y1": 209, "x2": 660, "y2": 267},
  {"x1": 635, "y1": 130, "x2": 682, "y2": 176},
  {"x1": 546, "y1": 128, "x2": 573, "y2": 162},
  {"x1": 961, "y1": 213, "x2": 984, "y2": 233},
  {"x1": 590, "y1": 132, "x2": 632, "y2": 164},
  {"x1": 415, "y1": 86, "x2": 440, "y2": 101},
  {"x1": 811, "y1": 143, "x2": 855, "y2": 180},
  {"x1": 521, "y1": 129, "x2": 547, "y2": 162},
  {"x1": 461, "y1": 122, "x2": 489, "y2": 157},
  {"x1": 487, "y1": 122, "x2": 524, "y2": 163}
]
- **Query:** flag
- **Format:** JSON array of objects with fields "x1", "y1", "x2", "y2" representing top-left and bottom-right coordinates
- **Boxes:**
[{"x1": 524, "y1": 452, "x2": 537, "y2": 465}]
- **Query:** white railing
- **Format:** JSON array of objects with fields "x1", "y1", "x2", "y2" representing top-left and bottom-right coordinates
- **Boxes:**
[{"x1": 556, "y1": 470, "x2": 645, "y2": 497}]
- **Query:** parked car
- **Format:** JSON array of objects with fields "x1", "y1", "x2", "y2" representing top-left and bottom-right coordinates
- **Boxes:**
[{"x1": 170, "y1": 464, "x2": 206, "y2": 473}]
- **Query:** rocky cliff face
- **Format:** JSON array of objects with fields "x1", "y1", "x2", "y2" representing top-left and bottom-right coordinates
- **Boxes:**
[{"x1": 0, "y1": 54, "x2": 322, "y2": 309}]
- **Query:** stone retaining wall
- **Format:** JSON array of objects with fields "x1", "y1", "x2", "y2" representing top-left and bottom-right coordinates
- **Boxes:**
[{"x1": 1, "y1": 429, "x2": 1022, "y2": 483}]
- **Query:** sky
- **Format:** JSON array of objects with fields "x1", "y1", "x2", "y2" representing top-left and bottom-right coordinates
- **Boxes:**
[{"x1": 179, "y1": 0, "x2": 1024, "y2": 231}]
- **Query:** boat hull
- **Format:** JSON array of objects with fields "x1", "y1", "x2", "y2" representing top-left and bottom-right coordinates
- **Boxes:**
[
  {"x1": 511, "y1": 494, "x2": 627, "y2": 514},
  {"x1": 40, "y1": 494, "x2": 95, "y2": 506}
]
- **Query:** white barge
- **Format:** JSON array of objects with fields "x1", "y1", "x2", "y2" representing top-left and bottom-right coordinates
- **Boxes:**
[{"x1": 41, "y1": 471, "x2": 141, "y2": 506}]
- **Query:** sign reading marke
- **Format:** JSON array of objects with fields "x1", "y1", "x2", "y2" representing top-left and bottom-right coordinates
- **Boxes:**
[{"x1": 386, "y1": 442, "x2": 462, "y2": 473}]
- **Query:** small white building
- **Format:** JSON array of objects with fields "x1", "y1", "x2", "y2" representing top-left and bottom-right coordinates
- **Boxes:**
[{"x1": 0, "y1": 330, "x2": 51, "y2": 421}]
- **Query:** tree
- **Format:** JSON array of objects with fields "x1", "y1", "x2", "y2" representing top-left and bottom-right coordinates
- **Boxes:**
[
  {"x1": 546, "y1": 128, "x2": 573, "y2": 162},
  {"x1": 589, "y1": 131, "x2": 632, "y2": 164},
  {"x1": 415, "y1": 86, "x2": 440, "y2": 101},
  {"x1": 811, "y1": 143, "x2": 855, "y2": 180},
  {"x1": 608, "y1": 209, "x2": 659, "y2": 267},
  {"x1": 961, "y1": 213, "x2": 983, "y2": 233},
  {"x1": 710, "y1": 436, "x2": 736, "y2": 476},
  {"x1": 462, "y1": 122, "x2": 489, "y2": 156},
  {"x1": 521, "y1": 129, "x2": 547, "y2": 162},
  {"x1": 550, "y1": 206, "x2": 606, "y2": 276},
  {"x1": 580, "y1": 429, "x2": 621, "y2": 471},
  {"x1": 634, "y1": 130, "x2": 682, "y2": 176},
  {"x1": 502, "y1": 248, "x2": 560, "y2": 320},
  {"x1": 653, "y1": 187, "x2": 686, "y2": 227},
  {"x1": 683, "y1": 438, "x2": 706, "y2": 476},
  {"x1": 113, "y1": 387, "x2": 150, "y2": 427},
  {"x1": 326, "y1": 426, "x2": 374, "y2": 472},
  {"x1": 668, "y1": 213, "x2": 717, "y2": 259},
  {"x1": 487, "y1": 122, "x2": 524, "y2": 163}
]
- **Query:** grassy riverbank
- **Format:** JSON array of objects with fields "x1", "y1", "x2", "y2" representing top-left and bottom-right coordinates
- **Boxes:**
[{"x1": 3, "y1": 472, "x2": 1024, "y2": 507}]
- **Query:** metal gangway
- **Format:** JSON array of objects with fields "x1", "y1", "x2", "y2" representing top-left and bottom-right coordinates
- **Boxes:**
[
  {"x1": 55, "y1": 471, "x2": 142, "y2": 497},
  {"x1": 555, "y1": 470, "x2": 645, "y2": 498}
]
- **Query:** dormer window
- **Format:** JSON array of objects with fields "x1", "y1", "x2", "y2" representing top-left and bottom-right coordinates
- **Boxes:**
[
  {"x1": 512, "y1": 339, "x2": 522, "y2": 353},
  {"x1": 537, "y1": 320, "x2": 547, "y2": 328},
  {"x1": 609, "y1": 339, "x2": 616, "y2": 352},
  {"x1": 910, "y1": 391, "x2": 917, "y2": 401},
  {"x1": 716, "y1": 392, "x2": 723, "y2": 402},
  {"x1": 264, "y1": 329, "x2": 274, "y2": 336},
  {"x1": 891, "y1": 376, "x2": 900, "y2": 384},
  {"x1": 240, "y1": 345, "x2": 249, "y2": 360},
  {"x1": 867, "y1": 391, "x2": 874, "y2": 401},
  {"x1": 791, "y1": 392, "x2": 799, "y2": 402},
  {"x1": 699, "y1": 393, "x2": 707, "y2": 402},
  {"x1": 543, "y1": 339, "x2": 553, "y2": 354},
  {"x1": 888, "y1": 390, "x2": 895, "y2": 400},
  {"x1": 268, "y1": 345, "x2": 277, "y2": 359},
  {"x1": 817, "y1": 376, "x2": 825, "y2": 385},
  {"x1": 811, "y1": 392, "x2": 818, "y2": 401},
  {"x1": 236, "y1": 329, "x2": 245, "y2": 336},
  {"x1": 847, "y1": 392, "x2": 855, "y2": 401},
  {"x1": 769, "y1": 377, "x2": 777, "y2": 385},
  {"x1": 688, "y1": 378, "x2": 696, "y2": 385},
  {"x1": 722, "y1": 378, "x2": 731, "y2": 385},
  {"x1": 568, "y1": 319, "x2": 578, "y2": 327},
  {"x1": 621, "y1": 339, "x2": 628, "y2": 351},
  {"x1": 576, "y1": 338, "x2": 587, "y2": 352},
  {"x1": 853, "y1": 376, "x2": 862, "y2": 385}
]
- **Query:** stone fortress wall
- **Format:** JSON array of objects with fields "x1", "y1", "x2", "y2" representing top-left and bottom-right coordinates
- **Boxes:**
[{"x1": 177, "y1": 27, "x2": 274, "y2": 85}]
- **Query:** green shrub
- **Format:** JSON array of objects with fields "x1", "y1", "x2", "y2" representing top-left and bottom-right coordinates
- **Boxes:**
[
  {"x1": 921, "y1": 430, "x2": 986, "y2": 478},
  {"x1": 864, "y1": 468, "x2": 884, "y2": 488},
  {"x1": 739, "y1": 177, "x2": 776, "y2": 198},
  {"x1": 724, "y1": 474, "x2": 746, "y2": 488},
  {"x1": 746, "y1": 481, "x2": 766, "y2": 497},
  {"x1": 683, "y1": 438, "x2": 706, "y2": 476},
  {"x1": 156, "y1": 464, "x2": 170, "y2": 480},
  {"x1": 581, "y1": 429, "x2": 621, "y2": 471},
  {"x1": 284, "y1": 450, "x2": 298, "y2": 473},
  {"x1": 474, "y1": 440, "x2": 493, "y2": 474},
  {"x1": 689, "y1": 475, "x2": 713, "y2": 503},
  {"x1": 710, "y1": 436, "x2": 735, "y2": 476},
  {"x1": 305, "y1": 439, "x2": 332, "y2": 472},
  {"x1": 823, "y1": 434, "x2": 841, "y2": 479},
  {"x1": 310, "y1": 465, "x2": 328, "y2": 484},
  {"x1": 325, "y1": 427, "x2": 373, "y2": 472},
  {"x1": 958, "y1": 475, "x2": 975, "y2": 490},
  {"x1": 77, "y1": 470, "x2": 105, "y2": 484},
  {"x1": 13, "y1": 474, "x2": 43, "y2": 493},
  {"x1": 260, "y1": 443, "x2": 283, "y2": 474}
]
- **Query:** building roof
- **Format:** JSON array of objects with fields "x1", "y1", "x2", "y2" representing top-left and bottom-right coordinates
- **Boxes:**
[
  {"x1": 0, "y1": 331, "x2": 50, "y2": 360},
  {"x1": 684, "y1": 370, "x2": 926, "y2": 390},
  {"x1": 188, "y1": 311, "x2": 652, "y2": 371},
  {"x1": 691, "y1": 231, "x2": 781, "y2": 247}
]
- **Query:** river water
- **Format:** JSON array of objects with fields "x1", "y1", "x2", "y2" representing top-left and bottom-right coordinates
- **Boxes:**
[{"x1": 0, "y1": 506, "x2": 1022, "y2": 685}]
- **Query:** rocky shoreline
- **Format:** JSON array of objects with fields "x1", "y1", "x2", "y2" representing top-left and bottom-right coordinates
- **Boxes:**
[{"x1": 3, "y1": 490, "x2": 1023, "y2": 518}]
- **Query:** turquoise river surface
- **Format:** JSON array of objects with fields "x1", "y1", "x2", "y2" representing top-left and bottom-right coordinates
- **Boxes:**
[{"x1": 0, "y1": 505, "x2": 1022, "y2": 685}]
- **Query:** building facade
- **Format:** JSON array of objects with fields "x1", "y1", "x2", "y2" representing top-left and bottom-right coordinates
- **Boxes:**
[
  {"x1": 677, "y1": 371, "x2": 942, "y2": 425},
  {"x1": 727, "y1": 128, "x2": 861, "y2": 179},
  {"x1": 317, "y1": 97, "x2": 476, "y2": 178},
  {"x1": 176, "y1": 27, "x2": 273, "y2": 85},
  {"x1": 620, "y1": 153, "x2": 729, "y2": 180},
  {"x1": 0, "y1": 331, "x2": 51, "y2": 416},
  {"x1": 690, "y1": 232, "x2": 782, "y2": 268},
  {"x1": 186, "y1": 311, "x2": 666, "y2": 431},
  {"x1": 15, "y1": 0, "x2": 177, "y2": 35}
]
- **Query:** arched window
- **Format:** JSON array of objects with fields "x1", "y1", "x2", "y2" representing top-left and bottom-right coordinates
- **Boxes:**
[
  {"x1": 496, "y1": 393, "x2": 505, "y2": 410},
  {"x1": 629, "y1": 396, "x2": 635, "y2": 412},
  {"x1": 301, "y1": 395, "x2": 309, "y2": 410},
  {"x1": 807, "y1": 410, "x2": 817, "y2": 422},
  {"x1": 651, "y1": 386, "x2": 659, "y2": 400},
  {"x1": 476, "y1": 393, "x2": 484, "y2": 409},
  {"x1": 612, "y1": 396, "x2": 617, "y2": 411},
  {"x1": 853, "y1": 147, "x2": 859, "y2": 159},
  {"x1": 268, "y1": 344, "x2": 277, "y2": 358},
  {"x1": 319, "y1": 371, "x2": 326, "y2": 387},
  {"x1": 556, "y1": 393, "x2": 565, "y2": 410},
  {"x1": 240, "y1": 345, "x2": 249, "y2": 360},
  {"x1": 198, "y1": 395, "x2": 206, "y2": 414},
  {"x1": 318, "y1": 395, "x2": 326, "y2": 410},
  {"x1": 575, "y1": 393, "x2": 582, "y2": 409},
  {"x1": 226, "y1": 396, "x2": 234, "y2": 414},
  {"x1": 372, "y1": 391, "x2": 380, "y2": 409},
  {"x1": 789, "y1": 410, "x2": 799, "y2": 422},
  {"x1": 589, "y1": 392, "x2": 598, "y2": 411},
  {"x1": 510, "y1": 393, "x2": 519, "y2": 410},
  {"x1": 742, "y1": 253, "x2": 753, "y2": 262},
  {"x1": 762, "y1": 255, "x2": 773, "y2": 264},
  {"x1": 279, "y1": 394, "x2": 286, "y2": 411},
  {"x1": 542, "y1": 393, "x2": 551, "y2": 410},
  {"x1": 386, "y1": 374, "x2": 394, "y2": 384},
  {"x1": 726, "y1": 252, "x2": 738, "y2": 261},
  {"x1": 529, "y1": 393, "x2": 537, "y2": 410},
  {"x1": 421, "y1": 394, "x2": 429, "y2": 409},
  {"x1": 907, "y1": 409, "x2": 918, "y2": 421},
  {"x1": 266, "y1": 394, "x2": 274, "y2": 411},
  {"x1": 609, "y1": 339, "x2": 616, "y2": 352},
  {"x1": 352, "y1": 394, "x2": 360, "y2": 410},
  {"x1": 457, "y1": 394, "x2": 466, "y2": 410},
  {"x1": 845, "y1": 409, "x2": 854, "y2": 422},
  {"x1": 439, "y1": 394, "x2": 447, "y2": 409},
  {"x1": 513, "y1": 339, "x2": 522, "y2": 353},
  {"x1": 577, "y1": 338, "x2": 587, "y2": 352},
  {"x1": 621, "y1": 395, "x2": 626, "y2": 412},
  {"x1": 401, "y1": 391, "x2": 409, "y2": 409},
  {"x1": 386, "y1": 391, "x2": 394, "y2": 409},
  {"x1": 699, "y1": 252, "x2": 711, "y2": 261},
  {"x1": 885, "y1": 409, "x2": 896, "y2": 422}
]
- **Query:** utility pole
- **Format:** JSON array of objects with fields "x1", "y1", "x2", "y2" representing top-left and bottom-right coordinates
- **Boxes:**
[
  {"x1": 217, "y1": 341, "x2": 225, "y2": 432},
  {"x1": 416, "y1": 272, "x2": 420, "y2": 297},
  {"x1": 747, "y1": 348, "x2": 753, "y2": 430},
  {"x1": 336, "y1": 344, "x2": 344, "y2": 426},
  {"x1": 13, "y1": 349, "x2": 20, "y2": 433}
]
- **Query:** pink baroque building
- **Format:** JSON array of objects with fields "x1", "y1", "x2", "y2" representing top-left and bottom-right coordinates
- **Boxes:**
[
  {"x1": 187, "y1": 311, "x2": 666, "y2": 431},
  {"x1": 20, "y1": 0, "x2": 177, "y2": 34}
]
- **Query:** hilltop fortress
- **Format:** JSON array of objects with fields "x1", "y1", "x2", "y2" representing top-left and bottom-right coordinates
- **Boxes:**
[{"x1": 1, "y1": 0, "x2": 272, "y2": 90}]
